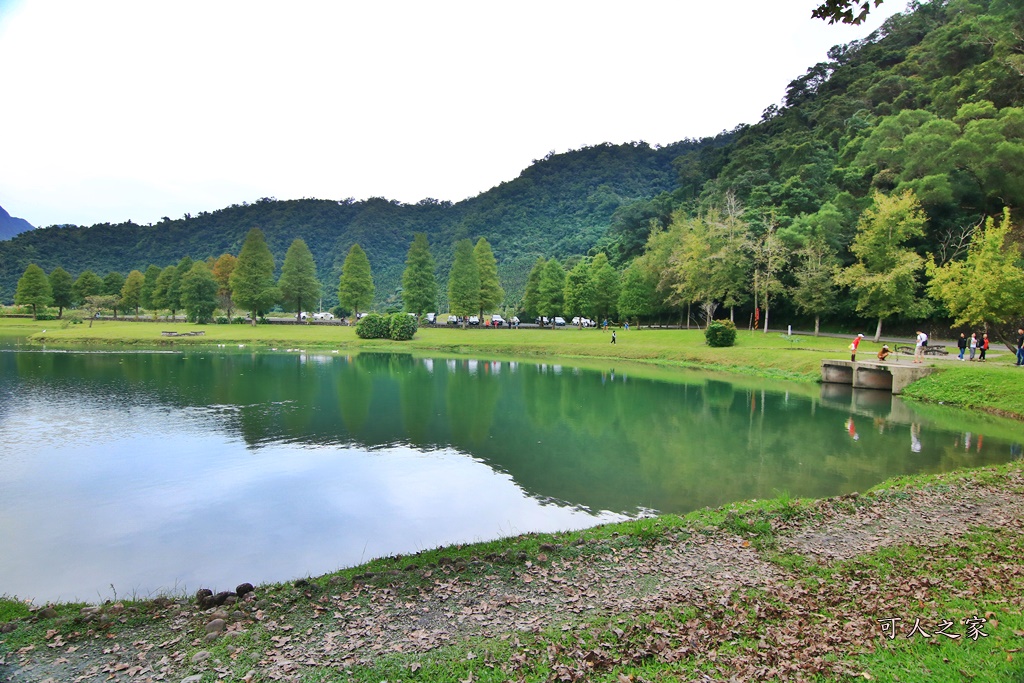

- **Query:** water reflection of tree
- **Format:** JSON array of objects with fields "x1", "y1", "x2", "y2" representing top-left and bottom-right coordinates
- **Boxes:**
[{"x1": 446, "y1": 359, "x2": 500, "y2": 448}]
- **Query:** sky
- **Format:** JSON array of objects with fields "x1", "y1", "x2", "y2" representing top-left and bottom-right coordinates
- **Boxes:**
[{"x1": 0, "y1": 0, "x2": 911, "y2": 229}]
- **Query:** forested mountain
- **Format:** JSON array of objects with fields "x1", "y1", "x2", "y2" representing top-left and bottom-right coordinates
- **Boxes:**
[
  {"x1": 0, "y1": 141, "x2": 694, "y2": 308},
  {"x1": 2, "y1": 0, "x2": 1022, "y2": 323},
  {"x1": 0, "y1": 205, "x2": 34, "y2": 241}
]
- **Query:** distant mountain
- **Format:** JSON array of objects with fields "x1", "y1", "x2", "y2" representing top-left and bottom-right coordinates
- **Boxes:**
[
  {"x1": 0, "y1": 205, "x2": 34, "y2": 241},
  {"x1": 0, "y1": 140, "x2": 704, "y2": 308}
]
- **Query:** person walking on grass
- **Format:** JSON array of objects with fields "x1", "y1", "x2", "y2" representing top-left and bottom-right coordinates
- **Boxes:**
[
  {"x1": 1016, "y1": 328, "x2": 1024, "y2": 366},
  {"x1": 957, "y1": 333, "x2": 967, "y2": 360},
  {"x1": 611, "y1": 330, "x2": 616, "y2": 345},
  {"x1": 849, "y1": 333, "x2": 864, "y2": 362},
  {"x1": 980, "y1": 333, "x2": 989, "y2": 362},
  {"x1": 969, "y1": 332, "x2": 978, "y2": 361}
]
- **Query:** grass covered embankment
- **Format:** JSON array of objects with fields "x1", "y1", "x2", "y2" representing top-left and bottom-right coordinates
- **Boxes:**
[
  {"x1": 10, "y1": 317, "x2": 1024, "y2": 418},
  {"x1": 2, "y1": 462, "x2": 1023, "y2": 682}
]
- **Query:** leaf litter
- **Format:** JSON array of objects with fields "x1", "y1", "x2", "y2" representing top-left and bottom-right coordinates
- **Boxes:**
[{"x1": 2, "y1": 466, "x2": 1022, "y2": 682}]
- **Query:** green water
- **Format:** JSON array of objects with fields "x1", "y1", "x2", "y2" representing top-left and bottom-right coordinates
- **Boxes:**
[{"x1": 1, "y1": 348, "x2": 1020, "y2": 602}]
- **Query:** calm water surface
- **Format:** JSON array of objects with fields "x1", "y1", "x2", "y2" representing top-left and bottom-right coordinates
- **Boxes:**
[{"x1": 1, "y1": 345, "x2": 1021, "y2": 602}]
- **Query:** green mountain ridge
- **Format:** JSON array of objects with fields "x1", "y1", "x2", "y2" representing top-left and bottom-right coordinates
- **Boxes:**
[{"x1": 2, "y1": 0, "x2": 1022, "y2": 319}]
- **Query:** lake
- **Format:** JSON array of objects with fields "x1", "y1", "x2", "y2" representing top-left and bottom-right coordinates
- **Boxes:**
[{"x1": 1, "y1": 345, "x2": 1021, "y2": 603}]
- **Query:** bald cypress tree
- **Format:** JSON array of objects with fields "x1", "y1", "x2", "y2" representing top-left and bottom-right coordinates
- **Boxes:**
[
  {"x1": 338, "y1": 244, "x2": 374, "y2": 317},
  {"x1": 230, "y1": 228, "x2": 278, "y2": 320},
  {"x1": 401, "y1": 233, "x2": 437, "y2": 316}
]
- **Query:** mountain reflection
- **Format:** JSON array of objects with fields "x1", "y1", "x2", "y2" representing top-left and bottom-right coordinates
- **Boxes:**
[{"x1": 3, "y1": 349, "x2": 1021, "y2": 515}]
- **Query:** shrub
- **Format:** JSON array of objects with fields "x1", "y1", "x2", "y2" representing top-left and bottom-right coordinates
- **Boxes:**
[
  {"x1": 232, "y1": 317, "x2": 247, "y2": 324},
  {"x1": 388, "y1": 312, "x2": 418, "y2": 341},
  {"x1": 705, "y1": 319, "x2": 737, "y2": 347},
  {"x1": 215, "y1": 316, "x2": 229, "y2": 324},
  {"x1": 35, "y1": 313, "x2": 57, "y2": 321},
  {"x1": 356, "y1": 313, "x2": 389, "y2": 339}
]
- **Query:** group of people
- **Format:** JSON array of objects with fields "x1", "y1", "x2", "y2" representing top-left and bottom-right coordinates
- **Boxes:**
[
  {"x1": 956, "y1": 332, "x2": 990, "y2": 361},
  {"x1": 851, "y1": 328, "x2": 1024, "y2": 364}
]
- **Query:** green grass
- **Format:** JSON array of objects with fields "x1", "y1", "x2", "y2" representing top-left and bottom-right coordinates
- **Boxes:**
[{"x1": 902, "y1": 363, "x2": 1024, "y2": 419}]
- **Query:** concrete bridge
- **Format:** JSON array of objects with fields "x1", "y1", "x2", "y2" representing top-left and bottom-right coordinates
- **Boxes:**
[{"x1": 820, "y1": 360, "x2": 937, "y2": 395}]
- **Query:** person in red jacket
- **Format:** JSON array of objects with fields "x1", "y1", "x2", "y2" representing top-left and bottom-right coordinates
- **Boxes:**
[{"x1": 850, "y1": 333, "x2": 864, "y2": 362}]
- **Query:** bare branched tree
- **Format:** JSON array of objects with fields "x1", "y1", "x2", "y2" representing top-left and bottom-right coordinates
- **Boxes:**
[{"x1": 935, "y1": 219, "x2": 980, "y2": 265}]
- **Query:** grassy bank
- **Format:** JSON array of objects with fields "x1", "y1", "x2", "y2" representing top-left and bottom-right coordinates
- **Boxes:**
[
  {"x1": 3, "y1": 462, "x2": 1022, "y2": 682},
  {"x1": 7, "y1": 317, "x2": 1024, "y2": 417}
]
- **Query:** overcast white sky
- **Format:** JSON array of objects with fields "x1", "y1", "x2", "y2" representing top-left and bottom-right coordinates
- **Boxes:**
[{"x1": 0, "y1": 0, "x2": 910, "y2": 228}]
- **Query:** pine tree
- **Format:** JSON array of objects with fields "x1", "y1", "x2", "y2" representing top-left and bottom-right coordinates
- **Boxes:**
[
  {"x1": 337, "y1": 243, "x2": 374, "y2": 316},
  {"x1": 279, "y1": 238, "x2": 321, "y2": 321},
  {"x1": 401, "y1": 233, "x2": 437, "y2": 315},
  {"x1": 141, "y1": 265, "x2": 162, "y2": 313},
  {"x1": 230, "y1": 228, "x2": 278, "y2": 320}
]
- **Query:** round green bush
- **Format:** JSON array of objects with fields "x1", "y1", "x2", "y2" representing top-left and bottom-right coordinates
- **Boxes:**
[
  {"x1": 705, "y1": 319, "x2": 737, "y2": 347},
  {"x1": 355, "y1": 313, "x2": 389, "y2": 339},
  {"x1": 388, "y1": 312, "x2": 418, "y2": 341}
]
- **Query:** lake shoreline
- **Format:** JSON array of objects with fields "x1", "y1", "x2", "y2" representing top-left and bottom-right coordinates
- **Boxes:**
[
  {"x1": 6, "y1": 317, "x2": 1024, "y2": 420},
  {"x1": 2, "y1": 461, "x2": 1022, "y2": 682}
]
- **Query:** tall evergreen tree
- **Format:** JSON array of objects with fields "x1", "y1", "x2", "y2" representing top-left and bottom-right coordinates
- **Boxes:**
[
  {"x1": 473, "y1": 237, "x2": 504, "y2": 318},
  {"x1": 278, "y1": 238, "x2": 321, "y2": 321},
  {"x1": 337, "y1": 243, "x2": 374, "y2": 317},
  {"x1": 230, "y1": 228, "x2": 278, "y2": 320},
  {"x1": 401, "y1": 233, "x2": 437, "y2": 316},
  {"x1": 447, "y1": 239, "x2": 480, "y2": 325},
  {"x1": 120, "y1": 270, "x2": 145, "y2": 319},
  {"x1": 15, "y1": 263, "x2": 52, "y2": 318},
  {"x1": 48, "y1": 266, "x2": 74, "y2": 318}
]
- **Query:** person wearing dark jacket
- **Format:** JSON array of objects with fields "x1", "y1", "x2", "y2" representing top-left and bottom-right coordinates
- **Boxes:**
[{"x1": 957, "y1": 333, "x2": 967, "y2": 361}]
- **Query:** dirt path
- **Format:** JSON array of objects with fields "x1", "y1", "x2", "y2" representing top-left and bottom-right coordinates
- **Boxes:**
[{"x1": 3, "y1": 467, "x2": 1023, "y2": 682}]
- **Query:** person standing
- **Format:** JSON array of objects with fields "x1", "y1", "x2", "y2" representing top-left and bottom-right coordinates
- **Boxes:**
[
  {"x1": 611, "y1": 330, "x2": 616, "y2": 345},
  {"x1": 914, "y1": 330, "x2": 928, "y2": 364},
  {"x1": 1016, "y1": 328, "x2": 1024, "y2": 366},
  {"x1": 850, "y1": 333, "x2": 864, "y2": 362},
  {"x1": 957, "y1": 333, "x2": 967, "y2": 360},
  {"x1": 980, "y1": 333, "x2": 989, "y2": 361},
  {"x1": 969, "y1": 332, "x2": 978, "y2": 361}
]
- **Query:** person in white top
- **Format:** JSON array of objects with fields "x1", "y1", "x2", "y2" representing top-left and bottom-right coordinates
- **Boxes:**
[{"x1": 914, "y1": 330, "x2": 928, "y2": 363}]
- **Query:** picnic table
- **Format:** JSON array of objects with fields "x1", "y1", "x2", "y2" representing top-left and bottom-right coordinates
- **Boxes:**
[{"x1": 894, "y1": 343, "x2": 947, "y2": 356}]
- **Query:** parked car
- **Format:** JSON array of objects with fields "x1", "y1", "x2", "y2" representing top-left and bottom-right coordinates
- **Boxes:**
[
  {"x1": 510, "y1": 316, "x2": 520, "y2": 327},
  {"x1": 313, "y1": 311, "x2": 334, "y2": 320},
  {"x1": 534, "y1": 316, "x2": 549, "y2": 325},
  {"x1": 553, "y1": 317, "x2": 567, "y2": 326},
  {"x1": 299, "y1": 312, "x2": 309, "y2": 320},
  {"x1": 468, "y1": 315, "x2": 480, "y2": 325},
  {"x1": 425, "y1": 312, "x2": 436, "y2": 325},
  {"x1": 491, "y1": 314, "x2": 505, "y2": 327},
  {"x1": 447, "y1": 315, "x2": 463, "y2": 325},
  {"x1": 571, "y1": 316, "x2": 595, "y2": 327}
]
